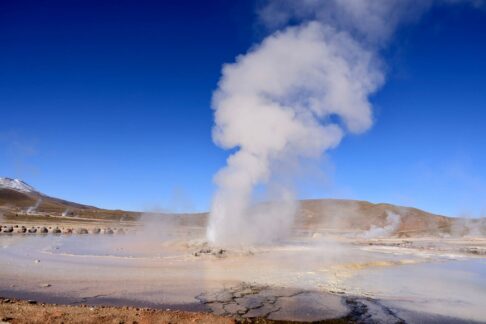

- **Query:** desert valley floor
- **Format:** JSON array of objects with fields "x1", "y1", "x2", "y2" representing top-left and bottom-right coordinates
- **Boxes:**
[
  {"x1": 1, "y1": 182, "x2": 486, "y2": 323},
  {"x1": 1, "y1": 219, "x2": 485, "y2": 323}
]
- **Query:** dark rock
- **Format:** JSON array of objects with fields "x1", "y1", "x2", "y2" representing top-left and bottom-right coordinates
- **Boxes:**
[
  {"x1": 4, "y1": 226, "x2": 14, "y2": 233},
  {"x1": 104, "y1": 228, "x2": 114, "y2": 234},
  {"x1": 91, "y1": 228, "x2": 101, "y2": 234},
  {"x1": 235, "y1": 295, "x2": 266, "y2": 309},
  {"x1": 193, "y1": 247, "x2": 227, "y2": 257},
  {"x1": 76, "y1": 228, "x2": 88, "y2": 234},
  {"x1": 206, "y1": 302, "x2": 227, "y2": 316},
  {"x1": 244, "y1": 304, "x2": 280, "y2": 318},
  {"x1": 52, "y1": 227, "x2": 61, "y2": 234},
  {"x1": 223, "y1": 303, "x2": 247, "y2": 315},
  {"x1": 39, "y1": 227, "x2": 48, "y2": 234},
  {"x1": 28, "y1": 227, "x2": 37, "y2": 233}
]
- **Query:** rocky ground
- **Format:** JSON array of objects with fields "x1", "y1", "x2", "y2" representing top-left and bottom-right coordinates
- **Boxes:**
[
  {"x1": 0, "y1": 292, "x2": 405, "y2": 324},
  {"x1": 196, "y1": 283, "x2": 404, "y2": 324},
  {"x1": 356, "y1": 237, "x2": 486, "y2": 256},
  {"x1": 0, "y1": 297, "x2": 235, "y2": 324},
  {"x1": 0, "y1": 224, "x2": 130, "y2": 235}
]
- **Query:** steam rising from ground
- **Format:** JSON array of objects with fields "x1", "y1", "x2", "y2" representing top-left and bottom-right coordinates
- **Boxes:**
[
  {"x1": 207, "y1": 0, "x2": 483, "y2": 246},
  {"x1": 26, "y1": 198, "x2": 42, "y2": 214},
  {"x1": 208, "y1": 21, "x2": 382, "y2": 246},
  {"x1": 361, "y1": 211, "x2": 401, "y2": 239}
]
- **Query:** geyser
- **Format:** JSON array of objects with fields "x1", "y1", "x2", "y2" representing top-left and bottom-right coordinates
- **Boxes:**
[
  {"x1": 207, "y1": 0, "x2": 482, "y2": 246},
  {"x1": 207, "y1": 22, "x2": 383, "y2": 245}
]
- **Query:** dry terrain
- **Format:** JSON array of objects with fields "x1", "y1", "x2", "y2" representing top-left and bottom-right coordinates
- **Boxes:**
[
  {"x1": 0, "y1": 297, "x2": 235, "y2": 324},
  {"x1": 1, "y1": 183, "x2": 486, "y2": 323}
]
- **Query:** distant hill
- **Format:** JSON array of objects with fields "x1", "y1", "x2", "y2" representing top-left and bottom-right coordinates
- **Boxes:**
[
  {"x1": 1, "y1": 177, "x2": 484, "y2": 237},
  {"x1": 0, "y1": 177, "x2": 136, "y2": 221},
  {"x1": 297, "y1": 199, "x2": 456, "y2": 236}
]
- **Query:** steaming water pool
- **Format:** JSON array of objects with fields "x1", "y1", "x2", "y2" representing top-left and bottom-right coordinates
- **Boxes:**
[
  {"x1": 0, "y1": 234, "x2": 485, "y2": 322},
  {"x1": 344, "y1": 259, "x2": 486, "y2": 322},
  {"x1": 47, "y1": 235, "x2": 184, "y2": 258}
]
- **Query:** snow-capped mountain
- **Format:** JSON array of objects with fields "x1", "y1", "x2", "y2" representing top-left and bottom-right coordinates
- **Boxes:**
[
  {"x1": 0, "y1": 177, "x2": 36, "y2": 193},
  {"x1": 0, "y1": 177, "x2": 97, "y2": 214}
]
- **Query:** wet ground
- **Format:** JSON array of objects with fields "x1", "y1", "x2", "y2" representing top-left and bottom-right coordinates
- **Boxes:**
[{"x1": 0, "y1": 228, "x2": 485, "y2": 323}]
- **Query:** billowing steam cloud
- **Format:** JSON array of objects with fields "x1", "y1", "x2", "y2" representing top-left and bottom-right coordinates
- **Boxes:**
[
  {"x1": 208, "y1": 23, "x2": 382, "y2": 245},
  {"x1": 207, "y1": 0, "x2": 482, "y2": 246}
]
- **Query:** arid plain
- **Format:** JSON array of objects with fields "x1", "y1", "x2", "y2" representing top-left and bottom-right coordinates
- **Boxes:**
[{"x1": 1, "y1": 178, "x2": 485, "y2": 323}]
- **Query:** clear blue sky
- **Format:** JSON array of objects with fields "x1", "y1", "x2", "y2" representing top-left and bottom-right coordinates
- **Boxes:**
[{"x1": 1, "y1": 1, "x2": 485, "y2": 217}]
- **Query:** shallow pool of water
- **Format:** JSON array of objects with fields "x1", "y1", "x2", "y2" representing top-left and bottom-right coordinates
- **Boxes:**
[{"x1": 1, "y1": 234, "x2": 485, "y2": 322}]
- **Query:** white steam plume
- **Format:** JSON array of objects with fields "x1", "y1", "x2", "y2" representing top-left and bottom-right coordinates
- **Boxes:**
[
  {"x1": 207, "y1": 0, "x2": 482, "y2": 246},
  {"x1": 361, "y1": 211, "x2": 401, "y2": 239},
  {"x1": 259, "y1": 0, "x2": 483, "y2": 46},
  {"x1": 27, "y1": 198, "x2": 42, "y2": 214},
  {"x1": 208, "y1": 22, "x2": 382, "y2": 245}
]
